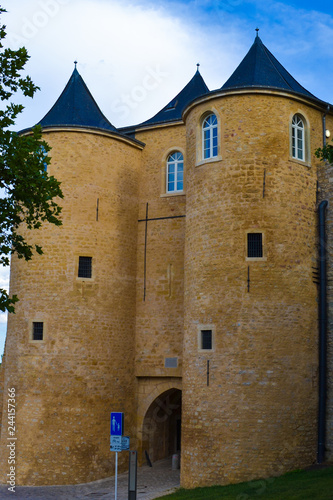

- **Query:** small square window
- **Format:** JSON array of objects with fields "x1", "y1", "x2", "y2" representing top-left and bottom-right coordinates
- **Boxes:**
[
  {"x1": 33, "y1": 322, "x2": 44, "y2": 341},
  {"x1": 201, "y1": 330, "x2": 212, "y2": 350},
  {"x1": 247, "y1": 233, "x2": 263, "y2": 258},
  {"x1": 78, "y1": 256, "x2": 92, "y2": 278}
]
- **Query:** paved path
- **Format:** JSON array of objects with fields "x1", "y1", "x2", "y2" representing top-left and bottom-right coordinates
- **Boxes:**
[{"x1": 0, "y1": 458, "x2": 180, "y2": 499}]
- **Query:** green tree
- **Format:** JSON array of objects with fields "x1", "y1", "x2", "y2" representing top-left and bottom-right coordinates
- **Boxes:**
[
  {"x1": 0, "y1": 6, "x2": 63, "y2": 312},
  {"x1": 315, "y1": 141, "x2": 333, "y2": 163}
]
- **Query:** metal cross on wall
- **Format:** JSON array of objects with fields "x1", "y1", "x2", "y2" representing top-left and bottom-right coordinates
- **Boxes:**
[{"x1": 138, "y1": 202, "x2": 186, "y2": 301}]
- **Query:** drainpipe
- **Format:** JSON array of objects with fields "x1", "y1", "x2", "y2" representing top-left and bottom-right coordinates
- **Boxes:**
[
  {"x1": 317, "y1": 105, "x2": 331, "y2": 463},
  {"x1": 317, "y1": 199, "x2": 328, "y2": 464}
]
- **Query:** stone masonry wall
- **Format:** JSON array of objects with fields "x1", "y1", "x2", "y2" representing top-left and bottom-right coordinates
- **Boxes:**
[
  {"x1": 135, "y1": 124, "x2": 186, "y2": 379},
  {"x1": 1, "y1": 90, "x2": 332, "y2": 491},
  {"x1": 181, "y1": 92, "x2": 321, "y2": 487},
  {"x1": 134, "y1": 124, "x2": 185, "y2": 463},
  {"x1": 0, "y1": 130, "x2": 142, "y2": 485}
]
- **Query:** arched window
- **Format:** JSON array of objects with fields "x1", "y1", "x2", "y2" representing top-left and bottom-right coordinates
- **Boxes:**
[
  {"x1": 202, "y1": 113, "x2": 218, "y2": 160},
  {"x1": 167, "y1": 152, "x2": 184, "y2": 193},
  {"x1": 291, "y1": 114, "x2": 305, "y2": 161}
]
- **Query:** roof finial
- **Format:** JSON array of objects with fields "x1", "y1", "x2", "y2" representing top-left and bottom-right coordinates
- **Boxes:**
[
  {"x1": 196, "y1": 62, "x2": 200, "y2": 73},
  {"x1": 74, "y1": 60, "x2": 78, "y2": 69},
  {"x1": 255, "y1": 28, "x2": 259, "y2": 37}
]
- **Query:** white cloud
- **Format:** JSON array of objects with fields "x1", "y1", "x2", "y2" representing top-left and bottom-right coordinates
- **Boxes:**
[{"x1": 4, "y1": 0, "x2": 251, "y2": 129}]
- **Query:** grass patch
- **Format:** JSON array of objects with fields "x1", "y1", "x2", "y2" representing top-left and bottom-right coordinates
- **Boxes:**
[{"x1": 159, "y1": 466, "x2": 333, "y2": 500}]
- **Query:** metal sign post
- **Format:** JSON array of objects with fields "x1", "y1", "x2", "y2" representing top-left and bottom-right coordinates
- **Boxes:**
[
  {"x1": 115, "y1": 451, "x2": 118, "y2": 500},
  {"x1": 128, "y1": 450, "x2": 137, "y2": 500},
  {"x1": 110, "y1": 412, "x2": 124, "y2": 500},
  {"x1": 110, "y1": 413, "x2": 133, "y2": 500}
]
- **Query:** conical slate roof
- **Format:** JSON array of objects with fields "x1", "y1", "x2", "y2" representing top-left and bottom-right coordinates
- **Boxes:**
[
  {"x1": 134, "y1": 67, "x2": 209, "y2": 128},
  {"x1": 222, "y1": 33, "x2": 319, "y2": 100},
  {"x1": 38, "y1": 65, "x2": 117, "y2": 132}
]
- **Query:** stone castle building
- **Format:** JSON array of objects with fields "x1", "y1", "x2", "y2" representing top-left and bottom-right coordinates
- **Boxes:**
[{"x1": 0, "y1": 33, "x2": 333, "y2": 488}]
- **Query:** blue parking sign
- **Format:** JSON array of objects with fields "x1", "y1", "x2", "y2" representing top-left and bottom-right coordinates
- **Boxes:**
[{"x1": 110, "y1": 412, "x2": 124, "y2": 436}]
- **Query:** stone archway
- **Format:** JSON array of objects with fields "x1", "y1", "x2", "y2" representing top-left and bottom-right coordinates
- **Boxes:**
[{"x1": 142, "y1": 388, "x2": 182, "y2": 464}]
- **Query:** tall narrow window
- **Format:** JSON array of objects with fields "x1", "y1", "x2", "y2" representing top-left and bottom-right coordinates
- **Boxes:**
[
  {"x1": 201, "y1": 330, "x2": 213, "y2": 350},
  {"x1": 247, "y1": 233, "x2": 263, "y2": 258},
  {"x1": 167, "y1": 152, "x2": 184, "y2": 193},
  {"x1": 202, "y1": 113, "x2": 218, "y2": 159},
  {"x1": 292, "y1": 114, "x2": 305, "y2": 161},
  {"x1": 32, "y1": 322, "x2": 44, "y2": 341},
  {"x1": 78, "y1": 256, "x2": 92, "y2": 278}
]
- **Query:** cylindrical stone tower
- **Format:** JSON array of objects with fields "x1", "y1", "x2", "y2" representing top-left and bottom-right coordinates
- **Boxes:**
[
  {"x1": 0, "y1": 70, "x2": 144, "y2": 486},
  {"x1": 0, "y1": 128, "x2": 142, "y2": 485},
  {"x1": 181, "y1": 89, "x2": 322, "y2": 487}
]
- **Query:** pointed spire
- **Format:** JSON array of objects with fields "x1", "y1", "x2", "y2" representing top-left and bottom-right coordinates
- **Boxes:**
[
  {"x1": 135, "y1": 68, "x2": 209, "y2": 127},
  {"x1": 221, "y1": 34, "x2": 319, "y2": 101},
  {"x1": 38, "y1": 66, "x2": 117, "y2": 132}
]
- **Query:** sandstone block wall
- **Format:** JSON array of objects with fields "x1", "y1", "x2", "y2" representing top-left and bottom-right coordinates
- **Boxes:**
[
  {"x1": 133, "y1": 125, "x2": 186, "y2": 463},
  {"x1": 0, "y1": 130, "x2": 142, "y2": 485},
  {"x1": 181, "y1": 93, "x2": 321, "y2": 487},
  {"x1": 1, "y1": 90, "x2": 333, "y2": 489},
  {"x1": 135, "y1": 125, "x2": 186, "y2": 379}
]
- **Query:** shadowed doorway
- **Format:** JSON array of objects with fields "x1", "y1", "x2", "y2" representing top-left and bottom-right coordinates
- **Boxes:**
[{"x1": 142, "y1": 388, "x2": 182, "y2": 464}]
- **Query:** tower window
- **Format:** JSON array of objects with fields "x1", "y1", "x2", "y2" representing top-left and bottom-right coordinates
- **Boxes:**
[
  {"x1": 247, "y1": 233, "x2": 263, "y2": 258},
  {"x1": 78, "y1": 256, "x2": 92, "y2": 278},
  {"x1": 201, "y1": 330, "x2": 212, "y2": 350},
  {"x1": 167, "y1": 152, "x2": 184, "y2": 193},
  {"x1": 32, "y1": 322, "x2": 44, "y2": 341},
  {"x1": 291, "y1": 114, "x2": 305, "y2": 161},
  {"x1": 202, "y1": 113, "x2": 218, "y2": 160}
]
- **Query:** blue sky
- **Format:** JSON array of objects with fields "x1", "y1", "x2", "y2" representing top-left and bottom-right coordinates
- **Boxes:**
[{"x1": 1, "y1": 0, "x2": 333, "y2": 357}]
